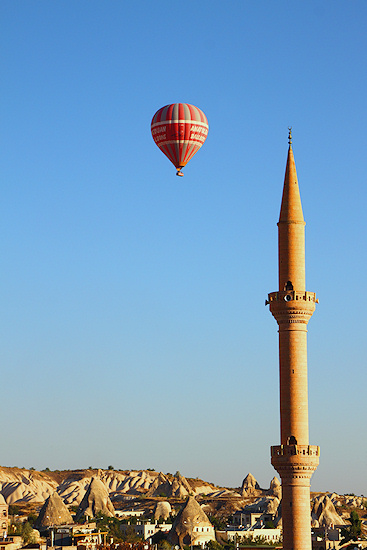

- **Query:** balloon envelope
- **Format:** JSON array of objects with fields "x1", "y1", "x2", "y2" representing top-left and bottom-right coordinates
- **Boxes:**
[{"x1": 151, "y1": 103, "x2": 208, "y2": 174}]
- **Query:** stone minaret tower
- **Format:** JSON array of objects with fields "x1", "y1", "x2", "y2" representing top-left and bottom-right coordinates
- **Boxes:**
[{"x1": 266, "y1": 130, "x2": 320, "y2": 550}]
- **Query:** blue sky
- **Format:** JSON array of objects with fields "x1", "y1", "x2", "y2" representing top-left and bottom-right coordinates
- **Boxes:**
[{"x1": 1, "y1": 1, "x2": 366, "y2": 497}]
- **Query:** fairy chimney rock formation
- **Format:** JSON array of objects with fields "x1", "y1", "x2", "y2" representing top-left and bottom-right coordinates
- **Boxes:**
[
  {"x1": 311, "y1": 495, "x2": 345, "y2": 527},
  {"x1": 76, "y1": 477, "x2": 115, "y2": 520},
  {"x1": 35, "y1": 491, "x2": 73, "y2": 529},
  {"x1": 268, "y1": 476, "x2": 282, "y2": 499},
  {"x1": 170, "y1": 472, "x2": 192, "y2": 498},
  {"x1": 154, "y1": 501, "x2": 172, "y2": 521},
  {"x1": 146, "y1": 472, "x2": 169, "y2": 497},
  {"x1": 241, "y1": 473, "x2": 260, "y2": 497},
  {"x1": 168, "y1": 496, "x2": 215, "y2": 549},
  {"x1": 147, "y1": 471, "x2": 192, "y2": 498}
]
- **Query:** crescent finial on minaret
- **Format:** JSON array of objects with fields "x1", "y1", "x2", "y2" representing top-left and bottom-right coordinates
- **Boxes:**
[{"x1": 288, "y1": 126, "x2": 292, "y2": 146}]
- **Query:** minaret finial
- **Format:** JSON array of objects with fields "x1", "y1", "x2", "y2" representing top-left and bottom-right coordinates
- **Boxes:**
[{"x1": 288, "y1": 126, "x2": 292, "y2": 146}]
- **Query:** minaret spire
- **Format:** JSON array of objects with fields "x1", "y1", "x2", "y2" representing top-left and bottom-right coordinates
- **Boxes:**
[
  {"x1": 266, "y1": 132, "x2": 319, "y2": 550},
  {"x1": 278, "y1": 128, "x2": 305, "y2": 291}
]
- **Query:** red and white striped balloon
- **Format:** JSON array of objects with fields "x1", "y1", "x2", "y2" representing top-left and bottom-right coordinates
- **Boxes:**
[{"x1": 151, "y1": 103, "x2": 209, "y2": 176}]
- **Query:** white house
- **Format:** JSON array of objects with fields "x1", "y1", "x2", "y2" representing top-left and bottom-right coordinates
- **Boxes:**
[{"x1": 225, "y1": 528, "x2": 281, "y2": 544}]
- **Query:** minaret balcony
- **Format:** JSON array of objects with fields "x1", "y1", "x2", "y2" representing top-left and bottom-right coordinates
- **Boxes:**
[
  {"x1": 271, "y1": 445, "x2": 320, "y2": 458},
  {"x1": 266, "y1": 291, "x2": 317, "y2": 324},
  {"x1": 266, "y1": 290, "x2": 317, "y2": 304},
  {"x1": 271, "y1": 445, "x2": 320, "y2": 480}
]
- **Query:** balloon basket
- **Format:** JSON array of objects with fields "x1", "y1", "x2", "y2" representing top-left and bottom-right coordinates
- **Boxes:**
[{"x1": 176, "y1": 169, "x2": 184, "y2": 177}]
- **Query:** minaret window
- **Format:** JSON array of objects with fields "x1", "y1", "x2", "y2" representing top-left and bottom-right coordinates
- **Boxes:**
[{"x1": 285, "y1": 281, "x2": 293, "y2": 291}]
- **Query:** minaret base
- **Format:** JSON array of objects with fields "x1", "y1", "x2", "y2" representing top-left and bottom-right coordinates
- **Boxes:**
[{"x1": 271, "y1": 445, "x2": 319, "y2": 550}]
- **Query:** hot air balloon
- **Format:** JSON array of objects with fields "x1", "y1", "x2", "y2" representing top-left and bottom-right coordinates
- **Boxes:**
[{"x1": 151, "y1": 103, "x2": 209, "y2": 176}]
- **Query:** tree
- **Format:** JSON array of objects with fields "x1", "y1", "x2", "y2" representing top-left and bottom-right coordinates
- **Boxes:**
[
  {"x1": 151, "y1": 531, "x2": 168, "y2": 546},
  {"x1": 8, "y1": 505, "x2": 21, "y2": 516},
  {"x1": 9, "y1": 521, "x2": 22, "y2": 536},
  {"x1": 93, "y1": 512, "x2": 125, "y2": 543},
  {"x1": 340, "y1": 510, "x2": 362, "y2": 544},
  {"x1": 21, "y1": 522, "x2": 37, "y2": 545},
  {"x1": 205, "y1": 541, "x2": 224, "y2": 550},
  {"x1": 121, "y1": 525, "x2": 142, "y2": 543},
  {"x1": 208, "y1": 516, "x2": 226, "y2": 531},
  {"x1": 27, "y1": 513, "x2": 38, "y2": 526},
  {"x1": 108, "y1": 465, "x2": 114, "y2": 470}
]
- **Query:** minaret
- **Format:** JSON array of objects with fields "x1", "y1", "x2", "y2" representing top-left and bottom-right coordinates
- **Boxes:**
[{"x1": 266, "y1": 130, "x2": 320, "y2": 550}]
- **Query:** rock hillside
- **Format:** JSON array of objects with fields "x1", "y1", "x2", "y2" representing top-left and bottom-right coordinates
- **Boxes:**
[
  {"x1": 0, "y1": 467, "x2": 216, "y2": 505},
  {"x1": 0, "y1": 465, "x2": 365, "y2": 533},
  {"x1": 0, "y1": 468, "x2": 57, "y2": 504}
]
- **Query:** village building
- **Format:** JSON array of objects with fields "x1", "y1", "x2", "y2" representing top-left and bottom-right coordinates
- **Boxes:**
[
  {"x1": 0, "y1": 495, "x2": 8, "y2": 538},
  {"x1": 311, "y1": 525, "x2": 343, "y2": 550},
  {"x1": 49, "y1": 523, "x2": 108, "y2": 549},
  {"x1": 120, "y1": 521, "x2": 171, "y2": 541},
  {"x1": 225, "y1": 528, "x2": 281, "y2": 544},
  {"x1": 231, "y1": 510, "x2": 275, "y2": 528},
  {"x1": 0, "y1": 536, "x2": 23, "y2": 550},
  {"x1": 114, "y1": 510, "x2": 145, "y2": 519}
]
